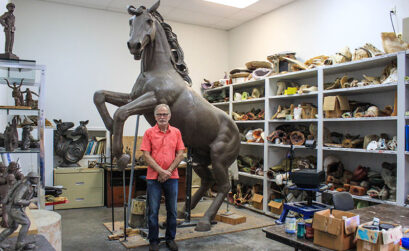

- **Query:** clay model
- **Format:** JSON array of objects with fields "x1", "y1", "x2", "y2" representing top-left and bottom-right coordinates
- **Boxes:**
[
  {"x1": 5, "y1": 79, "x2": 24, "y2": 107},
  {"x1": 94, "y1": 0, "x2": 240, "y2": 231},
  {"x1": 4, "y1": 117, "x2": 18, "y2": 151},
  {"x1": 54, "y1": 120, "x2": 89, "y2": 167},
  {"x1": 21, "y1": 125, "x2": 32, "y2": 150},
  {"x1": 0, "y1": 172, "x2": 39, "y2": 250},
  {"x1": 0, "y1": 3, "x2": 18, "y2": 60}
]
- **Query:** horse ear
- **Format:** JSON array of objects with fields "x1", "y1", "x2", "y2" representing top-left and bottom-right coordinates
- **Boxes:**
[
  {"x1": 53, "y1": 119, "x2": 59, "y2": 124},
  {"x1": 81, "y1": 120, "x2": 89, "y2": 126},
  {"x1": 127, "y1": 5, "x2": 137, "y2": 15},
  {"x1": 149, "y1": 0, "x2": 160, "y2": 12}
]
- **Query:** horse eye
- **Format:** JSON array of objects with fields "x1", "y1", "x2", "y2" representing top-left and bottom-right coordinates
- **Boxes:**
[{"x1": 147, "y1": 19, "x2": 153, "y2": 25}]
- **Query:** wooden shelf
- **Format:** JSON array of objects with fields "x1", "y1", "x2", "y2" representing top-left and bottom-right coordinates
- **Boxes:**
[{"x1": 323, "y1": 147, "x2": 396, "y2": 155}]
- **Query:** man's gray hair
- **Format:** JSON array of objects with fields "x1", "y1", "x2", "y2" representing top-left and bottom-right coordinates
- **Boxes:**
[{"x1": 154, "y1": 104, "x2": 171, "y2": 115}]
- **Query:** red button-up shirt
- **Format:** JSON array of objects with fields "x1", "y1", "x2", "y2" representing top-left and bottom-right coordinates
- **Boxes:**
[{"x1": 140, "y1": 124, "x2": 185, "y2": 180}]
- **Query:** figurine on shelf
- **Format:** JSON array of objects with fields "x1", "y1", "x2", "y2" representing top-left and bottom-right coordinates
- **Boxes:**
[
  {"x1": 5, "y1": 79, "x2": 24, "y2": 107},
  {"x1": 4, "y1": 117, "x2": 18, "y2": 151},
  {"x1": 0, "y1": 3, "x2": 18, "y2": 60},
  {"x1": 0, "y1": 163, "x2": 8, "y2": 227},
  {"x1": 0, "y1": 172, "x2": 39, "y2": 251},
  {"x1": 54, "y1": 119, "x2": 89, "y2": 167},
  {"x1": 22, "y1": 88, "x2": 38, "y2": 109},
  {"x1": 21, "y1": 125, "x2": 32, "y2": 150}
]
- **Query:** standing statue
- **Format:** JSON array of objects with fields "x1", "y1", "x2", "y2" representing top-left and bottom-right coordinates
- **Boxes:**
[
  {"x1": 0, "y1": 172, "x2": 39, "y2": 251},
  {"x1": 1, "y1": 161, "x2": 24, "y2": 228},
  {"x1": 0, "y1": 163, "x2": 8, "y2": 227},
  {"x1": 0, "y1": 3, "x2": 18, "y2": 60},
  {"x1": 4, "y1": 117, "x2": 18, "y2": 152},
  {"x1": 5, "y1": 79, "x2": 24, "y2": 107},
  {"x1": 94, "y1": 0, "x2": 240, "y2": 231},
  {"x1": 54, "y1": 120, "x2": 89, "y2": 167}
]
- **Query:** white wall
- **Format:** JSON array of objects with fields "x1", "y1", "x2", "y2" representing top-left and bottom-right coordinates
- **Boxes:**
[
  {"x1": 228, "y1": 0, "x2": 409, "y2": 68},
  {"x1": 12, "y1": 0, "x2": 229, "y2": 136}
]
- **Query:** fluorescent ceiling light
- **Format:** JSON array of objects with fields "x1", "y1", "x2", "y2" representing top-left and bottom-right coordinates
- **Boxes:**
[{"x1": 204, "y1": 0, "x2": 259, "y2": 9}]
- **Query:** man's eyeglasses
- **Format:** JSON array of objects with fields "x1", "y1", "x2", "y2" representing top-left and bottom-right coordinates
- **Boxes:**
[{"x1": 155, "y1": 113, "x2": 169, "y2": 117}]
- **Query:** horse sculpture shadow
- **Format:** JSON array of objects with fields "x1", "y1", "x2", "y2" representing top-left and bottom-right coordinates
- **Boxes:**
[
  {"x1": 54, "y1": 120, "x2": 89, "y2": 167},
  {"x1": 93, "y1": 0, "x2": 240, "y2": 232}
]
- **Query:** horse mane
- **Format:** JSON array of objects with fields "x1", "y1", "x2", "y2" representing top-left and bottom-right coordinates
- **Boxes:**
[{"x1": 151, "y1": 10, "x2": 192, "y2": 86}]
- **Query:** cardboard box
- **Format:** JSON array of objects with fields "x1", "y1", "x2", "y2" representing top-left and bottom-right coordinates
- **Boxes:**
[
  {"x1": 323, "y1": 95, "x2": 350, "y2": 118},
  {"x1": 312, "y1": 209, "x2": 360, "y2": 251},
  {"x1": 251, "y1": 193, "x2": 263, "y2": 210},
  {"x1": 356, "y1": 222, "x2": 402, "y2": 251},
  {"x1": 268, "y1": 200, "x2": 283, "y2": 215}
]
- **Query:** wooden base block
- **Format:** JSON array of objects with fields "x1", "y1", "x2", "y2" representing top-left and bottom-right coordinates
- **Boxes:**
[
  {"x1": 0, "y1": 105, "x2": 32, "y2": 109},
  {"x1": 215, "y1": 211, "x2": 246, "y2": 225}
]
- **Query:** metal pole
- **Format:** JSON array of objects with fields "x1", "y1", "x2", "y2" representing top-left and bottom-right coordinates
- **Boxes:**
[
  {"x1": 184, "y1": 148, "x2": 193, "y2": 222},
  {"x1": 110, "y1": 132, "x2": 115, "y2": 231},
  {"x1": 126, "y1": 115, "x2": 140, "y2": 229},
  {"x1": 123, "y1": 169, "x2": 127, "y2": 240}
]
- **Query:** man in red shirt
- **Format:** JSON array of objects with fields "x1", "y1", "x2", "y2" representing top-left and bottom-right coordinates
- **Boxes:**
[{"x1": 140, "y1": 104, "x2": 185, "y2": 251}]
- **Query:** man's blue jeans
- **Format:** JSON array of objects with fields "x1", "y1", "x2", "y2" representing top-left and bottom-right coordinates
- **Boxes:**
[{"x1": 147, "y1": 179, "x2": 178, "y2": 244}]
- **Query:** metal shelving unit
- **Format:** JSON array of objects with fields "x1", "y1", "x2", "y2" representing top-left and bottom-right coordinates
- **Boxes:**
[{"x1": 204, "y1": 50, "x2": 409, "y2": 214}]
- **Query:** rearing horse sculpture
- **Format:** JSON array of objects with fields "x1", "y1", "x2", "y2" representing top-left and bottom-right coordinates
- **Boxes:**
[{"x1": 93, "y1": 0, "x2": 240, "y2": 231}]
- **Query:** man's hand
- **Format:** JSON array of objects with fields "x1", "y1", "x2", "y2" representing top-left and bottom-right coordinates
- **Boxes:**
[{"x1": 158, "y1": 169, "x2": 171, "y2": 183}]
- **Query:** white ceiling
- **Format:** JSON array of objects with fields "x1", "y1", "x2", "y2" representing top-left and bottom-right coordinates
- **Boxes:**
[{"x1": 35, "y1": 0, "x2": 295, "y2": 30}]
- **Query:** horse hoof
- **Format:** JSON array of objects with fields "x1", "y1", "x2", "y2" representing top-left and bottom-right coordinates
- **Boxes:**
[
  {"x1": 117, "y1": 154, "x2": 130, "y2": 171},
  {"x1": 195, "y1": 220, "x2": 211, "y2": 232}
]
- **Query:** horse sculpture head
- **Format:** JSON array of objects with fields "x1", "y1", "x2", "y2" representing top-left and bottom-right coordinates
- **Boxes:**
[
  {"x1": 127, "y1": 1, "x2": 160, "y2": 60},
  {"x1": 72, "y1": 120, "x2": 89, "y2": 137},
  {"x1": 53, "y1": 119, "x2": 74, "y2": 134}
]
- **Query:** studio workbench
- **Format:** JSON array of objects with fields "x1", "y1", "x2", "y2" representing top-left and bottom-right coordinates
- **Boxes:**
[{"x1": 262, "y1": 204, "x2": 409, "y2": 251}]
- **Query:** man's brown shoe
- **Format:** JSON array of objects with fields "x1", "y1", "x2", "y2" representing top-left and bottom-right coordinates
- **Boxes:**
[
  {"x1": 149, "y1": 242, "x2": 159, "y2": 251},
  {"x1": 166, "y1": 240, "x2": 178, "y2": 251}
]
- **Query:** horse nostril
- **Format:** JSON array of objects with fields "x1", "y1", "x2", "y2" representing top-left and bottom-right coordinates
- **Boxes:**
[
  {"x1": 135, "y1": 42, "x2": 141, "y2": 50},
  {"x1": 127, "y1": 41, "x2": 131, "y2": 49}
]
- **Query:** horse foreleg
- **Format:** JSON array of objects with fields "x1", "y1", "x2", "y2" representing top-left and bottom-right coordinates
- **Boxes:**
[
  {"x1": 93, "y1": 90, "x2": 131, "y2": 133},
  {"x1": 112, "y1": 91, "x2": 157, "y2": 170}
]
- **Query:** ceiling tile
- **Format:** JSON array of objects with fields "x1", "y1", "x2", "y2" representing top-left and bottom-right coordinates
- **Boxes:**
[
  {"x1": 165, "y1": 8, "x2": 220, "y2": 26},
  {"x1": 247, "y1": 0, "x2": 294, "y2": 13}
]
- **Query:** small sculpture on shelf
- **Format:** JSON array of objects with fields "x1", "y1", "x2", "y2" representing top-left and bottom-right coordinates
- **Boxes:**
[
  {"x1": 0, "y1": 172, "x2": 39, "y2": 251},
  {"x1": 22, "y1": 88, "x2": 38, "y2": 109},
  {"x1": 0, "y1": 3, "x2": 18, "y2": 60},
  {"x1": 5, "y1": 79, "x2": 24, "y2": 107},
  {"x1": 3, "y1": 117, "x2": 18, "y2": 151},
  {"x1": 54, "y1": 119, "x2": 89, "y2": 167},
  {"x1": 21, "y1": 125, "x2": 32, "y2": 150}
]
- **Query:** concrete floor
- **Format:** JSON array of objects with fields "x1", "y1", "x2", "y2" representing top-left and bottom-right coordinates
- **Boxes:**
[{"x1": 57, "y1": 201, "x2": 293, "y2": 251}]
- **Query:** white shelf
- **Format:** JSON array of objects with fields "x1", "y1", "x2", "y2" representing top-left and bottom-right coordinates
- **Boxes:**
[
  {"x1": 405, "y1": 151, "x2": 409, "y2": 155},
  {"x1": 211, "y1": 102, "x2": 229, "y2": 106},
  {"x1": 269, "y1": 119, "x2": 318, "y2": 123},
  {"x1": 241, "y1": 142, "x2": 264, "y2": 146},
  {"x1": 235, "y1": 120, "x2": 265, "y2": 123},
  {"x1": 269, "y1": 68, "x2": 318, "y2": 80},
  {"x1": 326, "y1": 190, "x2": 397, "y2": 205},
  {"x1": 231, "y1": 79, "x2": 265, "y2": 89},
  {"x1": 83, "y1": 155, "x2": 102, "y2": 159},
  {"x1": 323, "y1": 116, "x2": 397, "y2": 122},
  {"x1": 268, "y1": 92, "x2": 317, "y2": 99},
  {"x1": 203, "y1": 85, "x2": 229, "y2": 93},
  {"x1": 238, "y1": 171, "x2": 264, "y2": 180},
  {"x1": 323, "y1": 147, "x2": 397, "y2": 155},
  {"x1": 405, "y1": 116, "x2": 409, "y2": 120},
  {"x1": 240, "y1": 203, "x2": 264, "y2": 214},
  {"x1": 268, "y1": 144, "x2": 316, "y2": 149},
  {"x1": 0, "y1": 108, "x2": 40, "y2": 116},
  {"x1": 322, "y1": 53, "x2": 398, "y2": 74},
  {"x1": 323, "y1": 82, "x2": 397, "y2": 95},
  {"x1": 232, "y1": 97, "x2": 265, "y2": 104}
]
